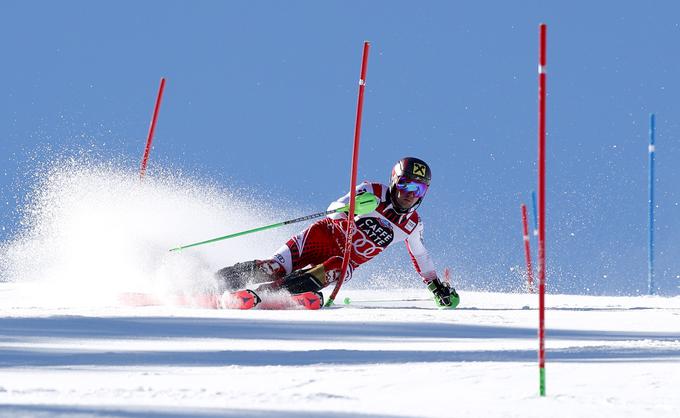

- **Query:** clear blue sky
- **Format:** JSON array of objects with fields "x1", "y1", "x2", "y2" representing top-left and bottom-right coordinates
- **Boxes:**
[{"x1": 2, "y1": 1, "x2": 680, "y2": 295}]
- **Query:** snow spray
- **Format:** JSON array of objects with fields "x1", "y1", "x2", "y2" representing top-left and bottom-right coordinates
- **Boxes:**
[{"x1": 0, "y1": 156, "x2": 293, "y2": 308}]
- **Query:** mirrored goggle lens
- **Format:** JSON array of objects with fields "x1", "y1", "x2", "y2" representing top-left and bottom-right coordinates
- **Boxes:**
[{"x1": 395, "y1": 179, "x2": 428, "y2": 197}]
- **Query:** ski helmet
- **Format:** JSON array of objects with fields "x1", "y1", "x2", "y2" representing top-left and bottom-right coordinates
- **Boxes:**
[{"x1": 389, "y1": 157, "x2": 432, "y2": 213}]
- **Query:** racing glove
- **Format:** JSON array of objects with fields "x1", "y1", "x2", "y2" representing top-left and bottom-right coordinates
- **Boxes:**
[{"x1": 427, "y1": 278, "x2": 460, "y2": 309}]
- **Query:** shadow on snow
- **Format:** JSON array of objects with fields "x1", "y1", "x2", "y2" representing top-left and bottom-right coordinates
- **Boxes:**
[
  {"x1": 1, "y1": 315, "x2": 679, "y2": 342},
  {"x1": 0, "y1": 315, "x2": 678, "y2": 367},
  {"x1": 0, "y1": 404, "x2": 399, "y2": 418}
]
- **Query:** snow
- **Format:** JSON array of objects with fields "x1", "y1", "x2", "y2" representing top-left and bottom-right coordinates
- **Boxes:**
[
  {"x1": 0, "y1": 164, "x2": 678, "y2": 416},
  {"x1": 1, "y1": 284, "x2": 679, "y2": 418}
]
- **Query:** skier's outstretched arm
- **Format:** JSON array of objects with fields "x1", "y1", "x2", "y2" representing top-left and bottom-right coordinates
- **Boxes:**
[{"x1": 405, "y1": 221, "x2": 460, "y2": 309}]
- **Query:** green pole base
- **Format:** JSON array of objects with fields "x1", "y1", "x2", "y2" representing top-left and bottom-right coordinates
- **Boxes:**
[{"x1": 539, "y1": 367, "x2": 546, "y2": 397}]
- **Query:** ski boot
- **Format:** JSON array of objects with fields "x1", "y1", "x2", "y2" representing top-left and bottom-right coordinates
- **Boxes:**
[{"x1": 215, "y1": 259, "x2": 285, "y2": 293}]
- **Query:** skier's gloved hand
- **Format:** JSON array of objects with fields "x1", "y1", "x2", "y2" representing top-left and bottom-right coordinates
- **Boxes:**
[{"x1": 427, "y1": 278, "x2": 460, "y2": 309}]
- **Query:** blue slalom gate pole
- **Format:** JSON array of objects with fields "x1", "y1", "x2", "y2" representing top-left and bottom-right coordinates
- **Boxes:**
[
  {"x1": 531, "y1": 190, "x2": 538, "y2": 237},
  {"x1": 648, "y1": 114, "x2": 656, "y2": 295}
]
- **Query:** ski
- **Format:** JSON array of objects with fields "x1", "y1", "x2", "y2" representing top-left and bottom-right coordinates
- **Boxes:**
[
  {"x1": 220, "y1": 289, "x2": 261, "y2": 310},
  {"x1": 223, "y1": 289, "x2": 323, "y2": 310},
  {"x1": 119, "y1": 291, "x2": 220, "y2": 308},
  {"x1": 118, "y1": 289, "x2": 323, "y2": 310},
  {"x1": 290, "y1": 291, "x2": 324, "y2": 310}
]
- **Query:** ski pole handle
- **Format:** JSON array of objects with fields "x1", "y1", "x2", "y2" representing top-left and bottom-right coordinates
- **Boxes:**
[{"x1": 169, "y1": 192, "x2": 378, "y2": 252}]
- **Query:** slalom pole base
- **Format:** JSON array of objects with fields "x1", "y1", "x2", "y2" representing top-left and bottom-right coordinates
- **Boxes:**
[
  {"x1": 539, "y1": 367, "x2": 546, "y2": 397},
  {"x1": 324, "y1": 298, "x2": 335, "y2": 308}
]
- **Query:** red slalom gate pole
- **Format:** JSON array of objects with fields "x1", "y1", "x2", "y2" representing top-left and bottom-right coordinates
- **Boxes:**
[
  {"x1": 521, "y1": 204, "x2": 535, "y2": 292},
  {"x1": 537, "y1": 23, "x2": 547, "y2": 397},
  {"x1": 139, "y1": 77, "x2": 166, "y2": 179},
  {"x1": 326, "y1": 41, "x2": 370, "y2": 307}
]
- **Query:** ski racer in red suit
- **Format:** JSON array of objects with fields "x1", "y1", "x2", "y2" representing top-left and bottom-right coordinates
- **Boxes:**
[{"x1": 215, "y1": 157, "x2": 460, "y2": 308}]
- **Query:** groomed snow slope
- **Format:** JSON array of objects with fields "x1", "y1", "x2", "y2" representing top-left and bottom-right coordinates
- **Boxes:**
[{"x1": 1, "y1": 284, "x2": 679, "y2": 418}]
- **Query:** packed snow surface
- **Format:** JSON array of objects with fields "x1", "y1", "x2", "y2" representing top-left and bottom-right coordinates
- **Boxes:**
[
  {"x1": 1, "y1": 284, "x2": 679, "y2": 418},
  {"x1": 1, "y1": 162, "x2": 679, "y2": 416}
]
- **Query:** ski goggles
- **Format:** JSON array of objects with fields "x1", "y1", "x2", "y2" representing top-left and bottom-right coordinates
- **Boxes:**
[{"x1": 395, "y1": 178, "x2": 429, "y2": 198}]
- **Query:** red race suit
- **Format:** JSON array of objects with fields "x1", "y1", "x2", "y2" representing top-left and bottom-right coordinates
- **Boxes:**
[{"x1": 267, "y1": 181, "x2": 438, "y2": 287}]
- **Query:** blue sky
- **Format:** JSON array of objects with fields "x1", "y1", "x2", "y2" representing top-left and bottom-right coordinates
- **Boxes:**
[{"x1": 2, "y1": 1, "x2": 680, "y2": 294}]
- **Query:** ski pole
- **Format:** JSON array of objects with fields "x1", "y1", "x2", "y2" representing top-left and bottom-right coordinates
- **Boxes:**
[{"x1": 169, "y1": 192, "x2": 379, "y2": 252}]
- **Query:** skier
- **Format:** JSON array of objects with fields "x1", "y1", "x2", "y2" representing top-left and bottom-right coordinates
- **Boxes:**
[{"x1": 215, "y1": 157, "x2": 459, "y2": 309}]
